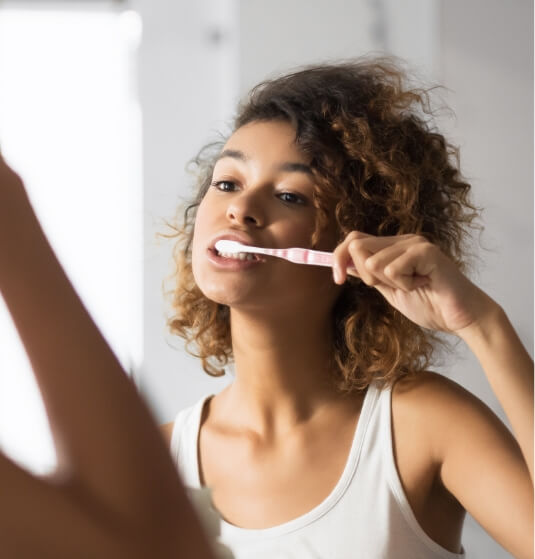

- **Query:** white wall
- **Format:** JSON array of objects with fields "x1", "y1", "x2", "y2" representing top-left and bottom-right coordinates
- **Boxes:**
[
  {"x1": 0, "y1": 3, "x2": 143, "y2": 474},
  {"x1": 238, "y1": 0, "x2": 377, "y2": 93},
  {"x1": 134, "y1": 0, "x2": 236, "y2": 420},
  {"x1": 435, "y1": 2, "x2": 533, "y2": 557}
]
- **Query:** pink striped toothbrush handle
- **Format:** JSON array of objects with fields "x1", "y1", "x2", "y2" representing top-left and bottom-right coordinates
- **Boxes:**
[
  {"x1": 265, "y1": 247, "x2": 357, "y2": 273},
  {"x1": 296, "y1": 248, "x2": 333, "y2": 266},
  {"x1": 263, "y1": 247, "x2": 333, "y2": 267}
]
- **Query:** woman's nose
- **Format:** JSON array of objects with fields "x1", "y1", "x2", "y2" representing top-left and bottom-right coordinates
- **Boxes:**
[{"x1": 225, "y1": 192, "x2": 265, "y2": 227}]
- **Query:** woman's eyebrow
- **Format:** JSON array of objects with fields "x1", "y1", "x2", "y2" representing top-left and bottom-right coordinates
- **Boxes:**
[{"x1": 216, "y1": 149, "x2": 313, "y2": 176}]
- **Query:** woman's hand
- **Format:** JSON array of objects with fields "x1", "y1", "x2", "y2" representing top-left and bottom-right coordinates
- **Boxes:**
[{"x1": 332, "y1": 231, "x2": 498, "y2": 336}]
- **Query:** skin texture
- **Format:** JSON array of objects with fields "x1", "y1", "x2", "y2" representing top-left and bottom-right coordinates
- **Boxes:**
[
  {"x1": 165, "y1": 120, "x2": 533, "y2": 558},
  {"x1": 192, "y1": 121, "x2": 342, "y2": 317}
]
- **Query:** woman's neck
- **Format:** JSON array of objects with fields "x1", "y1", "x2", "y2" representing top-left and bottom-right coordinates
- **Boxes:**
[{"x1": 217, "y1": 306, "x2": 345, "y2": 439}]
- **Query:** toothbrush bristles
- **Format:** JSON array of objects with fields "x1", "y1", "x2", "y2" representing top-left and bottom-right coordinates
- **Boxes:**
[{"x1": 214, "y1": 239, "x2": 246, "y2": 254}]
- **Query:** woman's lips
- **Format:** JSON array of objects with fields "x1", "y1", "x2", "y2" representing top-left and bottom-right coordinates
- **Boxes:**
[{"x1": 206, "y1": 247, "x2": 264, "y2": 270}]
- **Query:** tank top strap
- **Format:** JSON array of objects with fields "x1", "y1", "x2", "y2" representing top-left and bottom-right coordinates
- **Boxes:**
[
  {"x1": 375, "y1": 381, "x2": 466, "y2": 558},
  {"x1": 171, "y1": 394, "x2": 213, "y2": 488}
]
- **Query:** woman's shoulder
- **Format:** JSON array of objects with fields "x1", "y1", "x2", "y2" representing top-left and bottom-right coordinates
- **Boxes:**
[
  {"x1": 389, "y1": 369, "x2": 525, "y2": 500},
  {"x1": 388, "y1": 371, "x2": 458, "y2": 474},
  {"x1": 392, "y1": 370, "x2": 492, "y2": 422},
  {"x1": 390, "y1": 370, "x2": 494, "y2": 451},
  {"x1": 391, "y1": 369, "x2": 487, "y2": 413},
  {"x1": 392, "y1": 371, "x2": 532, "y2": 557}
]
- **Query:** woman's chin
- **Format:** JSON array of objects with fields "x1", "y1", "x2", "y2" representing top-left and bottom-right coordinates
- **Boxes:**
[{"x1": 197, "y1": 281, "x2": 257, "y2": 308}]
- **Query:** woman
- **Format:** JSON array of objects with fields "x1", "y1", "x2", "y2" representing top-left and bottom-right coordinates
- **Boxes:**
[{"x1": 162, "y1": 58, "x2": 533, "y2": 558}]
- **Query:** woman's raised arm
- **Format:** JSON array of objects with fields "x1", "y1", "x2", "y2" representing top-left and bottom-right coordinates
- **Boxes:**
[
  {"x1": 333, "y1": 230, "x2": 534, "y2": 557},
  {"x1": 0, "y1": 156, "x2": 215, "y2": 558}
]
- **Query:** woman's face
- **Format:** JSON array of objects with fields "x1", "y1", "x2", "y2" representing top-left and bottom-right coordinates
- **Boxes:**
[{"x1": 192, "y1": 120, "x2": 341, "y2": 313}]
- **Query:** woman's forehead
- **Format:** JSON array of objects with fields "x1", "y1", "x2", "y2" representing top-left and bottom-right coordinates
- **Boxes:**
[{"x1": 222, "y1": 120, "x2": 307, "y2": 162}]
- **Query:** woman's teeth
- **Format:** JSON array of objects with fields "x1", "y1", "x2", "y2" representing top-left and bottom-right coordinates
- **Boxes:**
[{"x1": 217, "y1": 251, "x2": 257, "y2": 261}]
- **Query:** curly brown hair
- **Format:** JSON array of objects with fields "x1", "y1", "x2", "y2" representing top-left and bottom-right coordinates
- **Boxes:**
[{"x1": 164, "y1": 55, "x2": 480, "y2": 393}]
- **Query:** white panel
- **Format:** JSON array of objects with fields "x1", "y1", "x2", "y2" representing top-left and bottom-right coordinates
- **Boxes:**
[{"x1": 0, "y1": 8, "x2": 142, "y2": 473}]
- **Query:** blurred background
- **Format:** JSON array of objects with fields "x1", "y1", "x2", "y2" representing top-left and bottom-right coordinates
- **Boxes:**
[{"x1": 0, "y1": 0, "x2": 532, "y2": 557}]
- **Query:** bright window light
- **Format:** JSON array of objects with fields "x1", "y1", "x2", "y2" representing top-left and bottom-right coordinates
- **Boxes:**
[{"x1": 0, "y1": 7, "x2": 143, "y2": 475}]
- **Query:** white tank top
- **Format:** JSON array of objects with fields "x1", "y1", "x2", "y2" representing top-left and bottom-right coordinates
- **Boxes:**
[{"x1": 171, "y1": 382, "x2": 466, "y2": 559}]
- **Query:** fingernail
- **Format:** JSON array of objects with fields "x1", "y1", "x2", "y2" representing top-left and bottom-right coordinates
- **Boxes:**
[{"x1": 333, "y1": 266, "x2": 342, "y2": 284}]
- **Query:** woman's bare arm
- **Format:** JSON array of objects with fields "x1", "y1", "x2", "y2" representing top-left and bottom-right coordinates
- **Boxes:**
[
  {"x1": 458, "y1": 304, "x2": 533, "y2": 481},
  {"x1": 401, "y1": 304, "x2": 533, "y2": 558},
  {"x1": 437, "y1": 305, "x2": 534, "y2": 558},
  {"x1": 0, "y1": 157, "x2": 215, "y2": 557}
]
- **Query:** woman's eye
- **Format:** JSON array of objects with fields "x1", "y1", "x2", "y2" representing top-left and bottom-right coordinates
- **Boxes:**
[
  {"x1": 210, "y1": 181, "x2": 305, "y2": 205},
  {"x1": 211, "y1": 180, "x2": 237, "y2": 192},
  {"x1": 278, "y1": 192, "x2": 305, "y2": 205}
]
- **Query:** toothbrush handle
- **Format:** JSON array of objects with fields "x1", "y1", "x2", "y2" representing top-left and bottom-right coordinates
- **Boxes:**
[
  {"x1": 287, "y1": 248, "x2": 357, "y2": 273},
  {"x1": 265, "y1": 247, "x2": 357, "y2": 273},
  {"x1": 278, "y1": 248, "x2": 333, "y2": 267},
  {"x1": 299, "y1": 249, "x2": 333, "y2": 267}
]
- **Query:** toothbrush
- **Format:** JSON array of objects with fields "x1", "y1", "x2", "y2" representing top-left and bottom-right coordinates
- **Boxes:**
[{"x1": 215, "y1": 239, "x2": 356, "y2": 271}]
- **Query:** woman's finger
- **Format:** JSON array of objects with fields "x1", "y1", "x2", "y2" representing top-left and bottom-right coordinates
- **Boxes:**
[
  {"x1": 363, "y1": 237, "x2": 432, "y2": 291},
  {"x1": 332, "y1": 231, "x2": 376, "y2": 284},
  {"x1": 332, "y1": 233, "x2": 368, "y2": 284},
  {"x1": 332, "y1": 231, "x2": 423, "y2": 285},
  {"x1": 381, "y1": 242, "x2": 438, "y2": 290},
  {"x1": 346, "y1": 237, "x2": 383, "y2": 287},
  {"x1": 362, "y1": 242, "x2": 414, "y2": 290}
]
